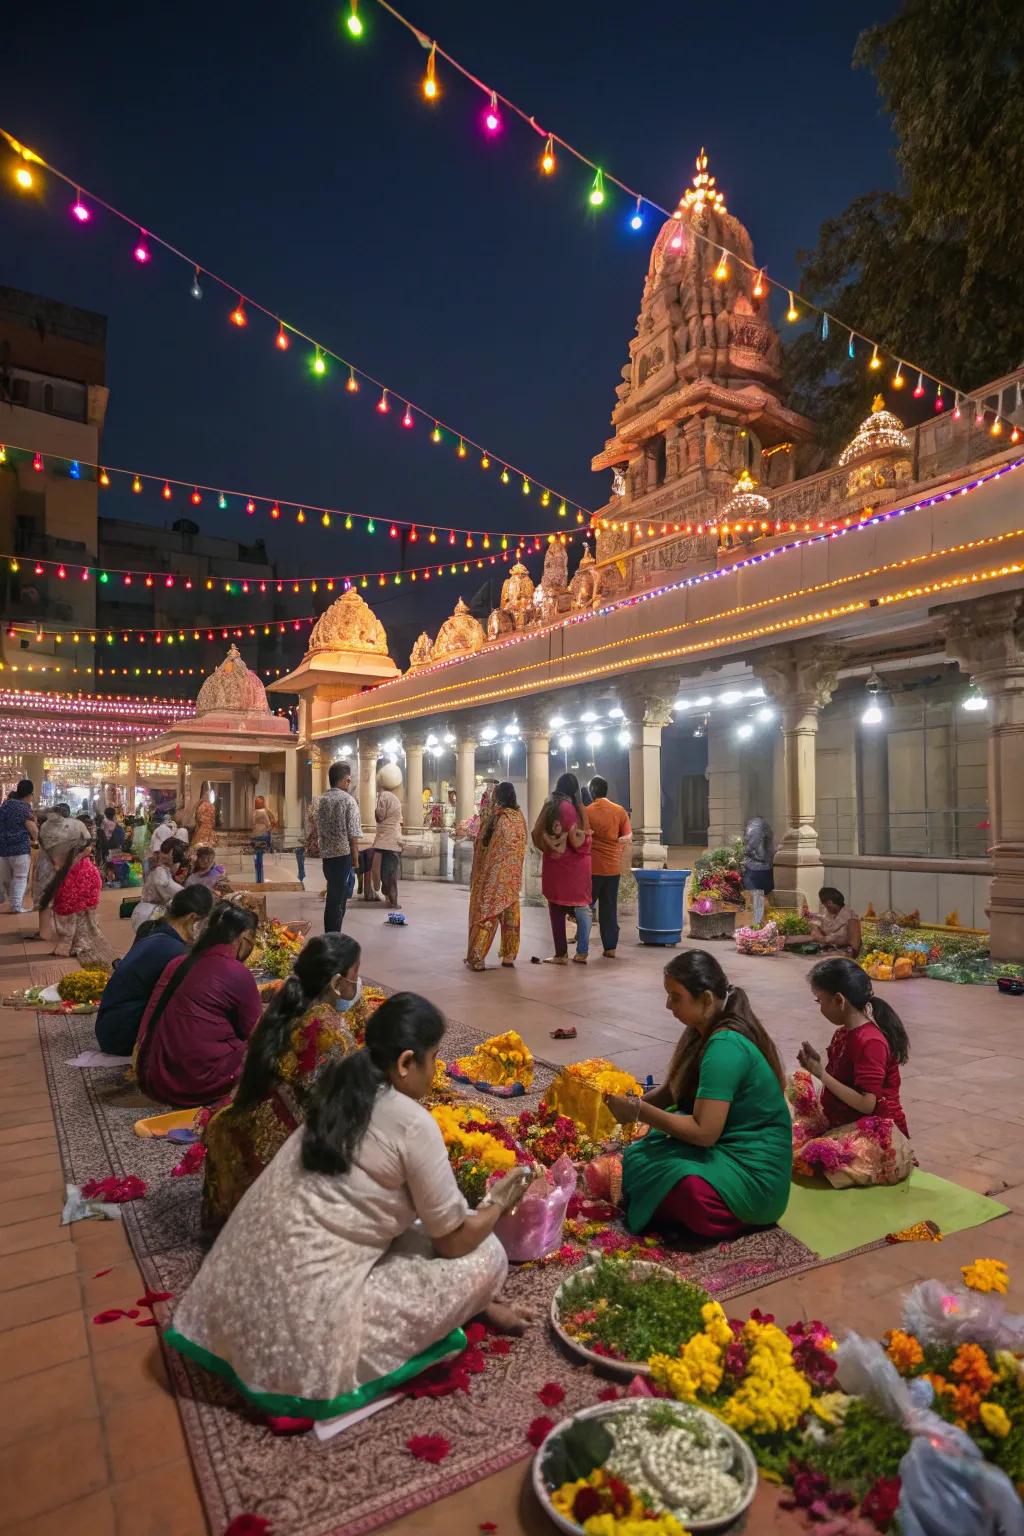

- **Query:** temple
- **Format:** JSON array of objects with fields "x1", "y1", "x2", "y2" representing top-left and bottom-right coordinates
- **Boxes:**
[{"x1": 263, "y1": 157, "x2": 1023, "y2": 955}]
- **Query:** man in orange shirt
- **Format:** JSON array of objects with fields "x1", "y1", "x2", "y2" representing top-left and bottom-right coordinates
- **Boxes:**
[{"x1": 587, "y1": 776, "x2": 632, "y2": 957}]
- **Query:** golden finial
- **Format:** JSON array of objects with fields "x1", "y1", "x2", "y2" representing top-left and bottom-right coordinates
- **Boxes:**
[
  {"x1": 681, "y1": 147, "x2": 727, "y2": 215},
  {"x1": 871, "y1": 393, "x2": 886, "y2": 413}
]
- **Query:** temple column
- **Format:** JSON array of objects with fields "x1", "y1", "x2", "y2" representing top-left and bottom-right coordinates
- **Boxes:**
[
  {"x1": 455, "y1": 736, "x2": 478, "y2": 825},
  {"x1": 310, "y1": 744, "x2": 329, "y2": 799},
  {"x1": 356, "y1": 740, "x2": 378, "y2": 845},
  {"x1": 21, "y1": 753, "x2": 45, "y2": 797},
  {"x1": 942, "y1": 594, "x2": 1024, "y2": 960},
  {"x1": 622, "y1": 689, "x2": 674, "y2": 868},
  {"x1": 400, "y1": 730, "x2": 432, "y2": 880},
  {"x1": 523, "y1": 726, "x2": 551, "y2": 902},
  {"x1": 175, "y1": 760, "x2": 187, "y2": 820},
  {"x1": 754, "y1": 643, "x2": 844, "y2": 909},
  {"x1": 283, "y1": 743, "x2": 301, "y2": 848},
  {"x1": 125, "y1": 743, "x2": 138, "y2": 819}
]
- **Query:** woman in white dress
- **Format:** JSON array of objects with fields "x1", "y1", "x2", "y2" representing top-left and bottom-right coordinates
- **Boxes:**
[
  {"x1": 165, "y1": 992, "x2": 533, "y2": 1419},
  {"x1": 131, "y1": 844, "x2": 183, "y2": 932}
]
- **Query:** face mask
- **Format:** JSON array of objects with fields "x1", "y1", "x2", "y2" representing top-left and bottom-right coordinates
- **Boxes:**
[{"x1": 335, "y1": 976, "x2": 363, "y2": 1013}]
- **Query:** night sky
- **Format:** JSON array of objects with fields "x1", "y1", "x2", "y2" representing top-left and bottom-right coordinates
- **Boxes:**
[{"x1": 2, "y1": 0, "x2": 896, "y2": 665}]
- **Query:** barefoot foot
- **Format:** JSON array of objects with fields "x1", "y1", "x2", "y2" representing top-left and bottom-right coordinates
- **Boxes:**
[{"x1": 481, "y1": 1295, "x2": 539, "y2": 1335}]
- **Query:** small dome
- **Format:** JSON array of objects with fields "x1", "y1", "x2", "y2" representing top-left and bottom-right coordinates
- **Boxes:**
[
  {"x1": 433, "y1": 597, "x2": 485, "y2": 661},
  {"x1": 839, "y1": 395, "x2": 911, "y2": 466},
  {"x1": 195, "y1": 645, "x2": 272, "y2": 716},
  {"x1": 306, "y1": 587, "x2": 390, "y2": 658}
]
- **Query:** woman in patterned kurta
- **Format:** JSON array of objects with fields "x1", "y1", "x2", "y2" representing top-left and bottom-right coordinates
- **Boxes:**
[
  {"x1": 42, "y1": 840, "x2": 114, "y2": 967},
  {"x1": 201, "y1": 933, "x2": 368, "y2": 1234},
  {"x1": 465, "y1": 783, "x2": 528, "y2": 970},
  {"x1": 167, "y1": 993, "x2": 533, "y2": 1419}
]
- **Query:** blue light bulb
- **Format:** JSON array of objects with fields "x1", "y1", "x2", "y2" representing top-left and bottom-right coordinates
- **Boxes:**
[{"x1": 68, "y1": 460, "x2": 81, "y2": 479}]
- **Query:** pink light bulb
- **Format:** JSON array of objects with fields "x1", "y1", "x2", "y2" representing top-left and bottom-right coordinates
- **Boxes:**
[
  {"x1": 402, "y1": 406, "x2": 414, "y2": 428},
  {"x1": 484, "y1": 92, "x2": 501, "y2": 133},
  {"x1": 71, "y1": 196, "x2": 90, "y2": 223},
  {"x1": 134, "y1": 232, "x2": 151, "y2": 263},
  {"x1": 377, "y1": 390, "x2": 390, "y2": 414},
  {"x1": 913, "y1": 372, "x2": 925, "y2": 399}
]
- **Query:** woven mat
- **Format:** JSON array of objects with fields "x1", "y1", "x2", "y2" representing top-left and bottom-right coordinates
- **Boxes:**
[{"x1": 38, "y1": 1001, "x2": 838, "y2": 1536}]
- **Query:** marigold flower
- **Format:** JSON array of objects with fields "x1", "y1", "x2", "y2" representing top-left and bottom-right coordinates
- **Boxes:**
[
  {"x1": 961, "y1": 1258, "x2": 1009, "y2": 1294},
  {"x1": 951, "y1": 1343, "x2": 995, "y2": 1396},
  {"x1": 884, "y1": 1328, "x2": 924, "y2": 1373},
  {"x1": 980, "y1": 1401, "x2": 1012, "y2": 1438}
]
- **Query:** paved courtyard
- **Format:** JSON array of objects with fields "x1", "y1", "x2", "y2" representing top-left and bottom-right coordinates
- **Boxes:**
[{"x1": 1, "y1": 870, "x2": 1022, "y2": 1536}]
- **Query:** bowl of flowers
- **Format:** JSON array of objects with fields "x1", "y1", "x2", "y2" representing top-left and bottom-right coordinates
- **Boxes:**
[
  {"x1": 552, "y1": 1258, "x2": 711, "y2": 1375},
  {"x1": 533, "y1": 1397, "x2": 757, "y2": 1534}
]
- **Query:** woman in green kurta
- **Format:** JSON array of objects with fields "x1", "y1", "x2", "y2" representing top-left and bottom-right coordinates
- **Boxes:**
[{"x1": 605, "y1": 949, "x2": 791, "y2": 1237}]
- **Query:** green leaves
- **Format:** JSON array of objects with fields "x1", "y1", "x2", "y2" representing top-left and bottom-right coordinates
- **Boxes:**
[{"x1": 541, "y1": 1416, "x2": 613, "y2": 1487}]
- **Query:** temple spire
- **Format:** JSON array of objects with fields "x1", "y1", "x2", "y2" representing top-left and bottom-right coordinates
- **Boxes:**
[{"x1": 680, "y1": 146, "x2": 726, "y2": 215}]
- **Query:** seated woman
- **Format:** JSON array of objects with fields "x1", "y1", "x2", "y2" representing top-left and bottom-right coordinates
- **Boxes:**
[
  {"x1": 605, "y1": 949, "x2": 791, "y2": 1238},
  {"x1": 795, "y1": 887, "x2": 861, "y2": 957},
  {"x1": 201, "y1": 933, "x2": 363, "y2": 1234},
  {"x1": 134, "y1": 900, "x2": 261, "y2": 1107},
  {"x1": 792, "y1": 956, "x2": 912, "y2": 1187},
  {"x1": 40, "y1": 839, "x2": 115, "y2": 968},
  {"x1": 95, "y1": 886, "x2": 213, "y2": 1057},
  {"x1": 186, "y1": 844, "x2": 231, "y2": 893},
  {"x1": 132, "y1": 844, "x2": 183, "y2": 932},
  {"x1": 165, "y1": 993, "x2": 533, "y2": 1420}
]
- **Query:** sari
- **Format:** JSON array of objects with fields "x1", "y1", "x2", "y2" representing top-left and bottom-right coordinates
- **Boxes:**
[
  {"x1": 466, "y1": 805, "x2": 528, "y2": 968},
  {"x1": 53, "y1": 853, "x2": 114, "y2": 966}
]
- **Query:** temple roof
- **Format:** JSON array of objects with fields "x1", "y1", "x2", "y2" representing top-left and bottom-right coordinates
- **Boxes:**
[
  {"x1": 195, "y1": 644, "x2": 274, "y2": 717},
  {"x1": 838, "y1": 395, "x2": 911, "y2": 466}
]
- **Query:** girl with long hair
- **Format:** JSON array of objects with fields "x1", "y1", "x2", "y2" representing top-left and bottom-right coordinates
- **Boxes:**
[
  {"x1": 166, "y1": 992, "x2": 534, "y2": 1420},
  {"x1": 465, "y1": 781, "x2": 528, "y2": 970},
  {"x1": 532, "y1": 770, "x2": 593, "y2": 964},
  {"x1": 41, "y1": 837, "x2": 114, "y2": 967},
  {"x1": 201, "y1": 933, "x2": 368, "y2": 1233},
  {"x1": 134, "y1": 900, "x2": 261, "y2": 1107},
  {"x1": 605, "y1": 949, "x2": 791, "y2": 1237},
  {"x1": 791, "y1": 957, "x2": 912, "y2": 1187}
]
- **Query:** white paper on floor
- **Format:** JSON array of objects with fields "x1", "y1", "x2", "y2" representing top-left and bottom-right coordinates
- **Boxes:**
[
  {"x1": 313, "y1": 1393, "x2": 400, "y2": 1443},
  {"x1": 66, "y1": 1050, "x2": 133, "y2": 1068}
]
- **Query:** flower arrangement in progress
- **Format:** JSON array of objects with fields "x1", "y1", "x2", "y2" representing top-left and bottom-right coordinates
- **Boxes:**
[
  {"x1": 451, "y1": 1029, "x2": 534, "y2": 1091},
  {"x1": 547, "y1": 1059, "x2": 644, "y2": 1144},
  {"x1": 430, "y1": 1102, "x2": 527, "y2": 1206},
  {"x1": 734, "y1": 919, "x2": 780, "y2": 957},
  {"x1": 245, "y1": 920, "x2": 304, "y2": 979},
  {"x1": 556, "y1": 1258, "x2": 711, "y2": 1365},
  {"x1": 508, "y1": 1101, "x2": 605, "y2": 1167},
  {"x1": 56, "y1": 968, "x2": 110, "y2": 1007},
  {"x1": 690, "y1": 839, "x2": 745, "y2": 911}
]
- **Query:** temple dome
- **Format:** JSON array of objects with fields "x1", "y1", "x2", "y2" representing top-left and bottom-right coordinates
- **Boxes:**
[
  {"x1": 723, "y1": 468, "x2": 770, "y2": 524},
  {"x1": 196, "y1": 645, "x2": 273, "y2": 716},
  {"x1": 838, "y1": 395, "x2": 912, "y2": 466},
  {"x1": 305, "y1": 587, "x2": 390, "y2": 658},
  {"x1": 433, "y1": 597, "x2": 485, "y2": 661}
]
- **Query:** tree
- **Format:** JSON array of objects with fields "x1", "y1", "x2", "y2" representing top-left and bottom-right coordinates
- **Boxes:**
[{"x1": 785, "y1": 0, "x2": 1024, "y2": 456}]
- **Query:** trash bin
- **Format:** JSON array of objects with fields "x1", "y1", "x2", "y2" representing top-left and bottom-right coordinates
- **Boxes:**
[{"x1": 634, "y1": 868, "x2": 689, "y2": 946}]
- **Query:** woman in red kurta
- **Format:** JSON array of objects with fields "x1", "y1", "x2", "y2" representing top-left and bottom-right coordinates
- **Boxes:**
[
  {"x1": 135, "y1": 900, "x2": 261, "y2": 1107},
  {"x1": 531, "y1": 772, "x2": 592, "y2": 964},
  {"x1": 792, "y1": 956, "x2": 912, "y2": 1187},
  {"x1": 41, "y1": 840, "x2": 115, "y2": 967}
]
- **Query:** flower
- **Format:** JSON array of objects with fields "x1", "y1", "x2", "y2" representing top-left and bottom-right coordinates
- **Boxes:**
[
  {"x1": 224, "y1": 1518, "x2": 272, "y2": 1536},
  {"x1": 861, "y1": 1475, "x2": 901, "y2": 1531},
  {"x1": 538, "y1": 1382, "x2": 565, "y2": 1407},
  {"x1": 526, "y1": 1416, "x2": 554, "y2": 1447},
  {"x1": 979, "y1": 1401, "x2": 1011, "y2": 1438},
  {"x1": 406, "y1": 1434, "x2": 451, "y2": 1463},
  {"x1": 961, "y1": 1258, "x2": 1009, "y2": 1294},
  {"x1": 884, "y1": 1329, "x2": 924, "y2": 1373},
  {"x1": 171, "y1": 1142, "x2": 207, "y2": 1177},
  {"x1": 81, "y1": 1174, "x2": 147, "y2": 1202},
  {"x1": 719, "y1": 1319, "x2": 812, "y2": 1435},
  {"x1": 950, "y1": 1343, "x2": 994, "y2": 1396},
  {"x1": 809, "y1": 1391, "x2": 852, "y2": 1426}
]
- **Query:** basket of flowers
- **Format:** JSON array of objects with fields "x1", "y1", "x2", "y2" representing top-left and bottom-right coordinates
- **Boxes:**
[
  {"x1": 687, "y1": 841, "x2": 746, "y2": 939},
  {"x1": 245, "y1": 919, "x2": 305, "y2": 980},
  {"x1": 56, "y1": 968, "x2": 110, "y2": 1008}
]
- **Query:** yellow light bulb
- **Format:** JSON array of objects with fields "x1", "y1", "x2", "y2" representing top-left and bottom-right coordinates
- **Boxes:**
[
  {"x1": 540, "y1": 135, "x2": 556, "y2": 175},
  {"x1": 869, "y1": 345, "x2": 882, "y2": 371},
  {"x1": 14, "y1": 165, "x2": 33, "y2": 190},
  {"x1": 714, "y1": 248, "x2": 729, "y2": 281},
  {"x1": 786, "y1": 292, "x2": 798, "y2": 322},
  {"x1": 423, "y1": 42, "x2": 438, "y2": 100},
  {"x1": 753, "y1": 269, "x2": 765, "y2": 298}
]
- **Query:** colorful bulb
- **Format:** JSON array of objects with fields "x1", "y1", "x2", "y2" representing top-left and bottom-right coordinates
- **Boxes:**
[
  {"x1": 15, "y1": 164, "x2": 33, "y2": 190},
  {"x1": 321, "y1": 512, "x2": 331, "y2": 528},
  {"x1": 344, "y1": 514, "x2": 353, "y2": 530},
  {"x1": 558, "y1": 501, "x2": 567, "y2": 517},
  {"x1": 428, "y1": 529, "x2": 437, "y2": 543},
  {"x1": 367, "y1": 519, "x2": 376, "y2": 534},
  {"x1": 753, "y1": 269, "x2": 765, "y2": 299},
  {"x1": 934, "y1": 387, "x2": 945, "y2": 412},
  {"x1": 540, "y1": 134, "x2": 556, "y2": 174},
  {"x1": 431, "y1": 423, "x2": 442, "y2": 442},
  {"x1": 131, "y1": 475, "x2": 142, "y2": 493},
  {"x1": 786, "y1": 292, "x2": 798, "y2": 322},
  {"x1": 390, "y1": 523, "x2": 399, "y2": 538},
  {"x1": 589, "y1": 169, "x2": 606, "y2": 207},
  {"x1": 276, "y1": 325, "x2": 289, "y2": 350},
  {"x1": 402, "y1": 405, "x2": 414, "y2": 428},
  {"x1": 99, "y1": 468, "x2": 110, "y2": 486},
  {"x1": 133, "y1": 231, "x2": 151, "y2": 263},
  {"x1": 71, "y1": 191, "x2": 90, "y2": 223},
  {"x1": 522, "y1": 478, "x2": 530, "y2": 495},
  {"x1": 913, "y1": 372, "x2": 925, "y2": 399},
  {"x1": 714, "y1": 248, "x2": 729, "y2": 281},
  {"x1": 190, "y1": 269, "x2": 203, "y2": 300},
  {"x1": 271, "y1": 503, "x2": 281, "y2": 519},
  {"x1": 423, "y1": 42, "x2": 438, "y2": 99},
  {"x1": 346, "y1": 0, "x2": 363, "y2": 37},
  {"x1": 409, "y1": 525, "x2": 418, "y2": 542},
  {"x1": 892, "y1": 362, "x2": 905, "y2": 390},
  {"x1": 500, "y1": 467, "x2": 510, "y2": 485},
  {"x1": 296, "y1": 508, "x2": 306, "y2": 523},
  {"x1": 218, "y1": 493, "x2": 228, "y2": 509},
  {"x1": 869, "y1": 345, "x2": 881, "y2": 370},
  {"x1": 68, "y1": 460, "x2": 81, "y2": 479},
  {"x1": 481, "y1": 453, "x2": 490, "y2": 469},
  {"x1": 230, "y1": 299, "x2": 248, "y2": 327},
  {"x1": 991, "y1": 416, "x2": 1003, "y2": 437},
  {"x1": 541, "y1": 489, "x2": 551, "y2": 507},
  {"x1": 312, "y1": 348, "x2": 326, "y2": 376},
  {"x1": 629, "y1": 197, "x2": 644, "y2": 231},
  {"x1": 484, "y1": 92, "x2": 501, "y2": 133},
  {"x1": 191, "y1": 488, "x2": 201, "y2": 505},
  {"x1": 377, "y1": 389, "x2": 390, "y2": 414},
  {"x1": 457, "y1": 439, "x2": 467, "y2": 458},
  {"x1": 346, "y1": 367, "x2": 359, "y2": 392},
  {"x1": 246, "y1": 499, "x2": 256, "y2": 514},
  {"x1": 162, "y1": 482, "x2": 173, "y2": 500}
]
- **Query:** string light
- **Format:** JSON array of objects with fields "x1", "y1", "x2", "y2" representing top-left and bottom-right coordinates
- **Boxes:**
[
  {"x1": 629, "y1": 196, "x2": 643, "y2": 232},
  {"x1": 422, "y1": 41, "x2": 438, "y2": 99},
  {"x1": 346, "y1": 0, "x2": 364, "y2": 38},
  {"x1": 457, "y1": 438, "x2": 467, "y2": 458},
  {"x1": 589, "y1": 168, "x2": 606, "y2": 207},
  {"x1": 131, "y1": 475, "x2": 142, "y2": 493},
  {"x1": 190, "y1": 267, "x2": 203, "y2": 300},
  {"x1": 869, "y1": 344, "x2": 881, "y2": 371},
  {"x1": 402, "y1": 404, "x2": 414, "y2": 428},
  {"x1": 71, "y1": 189, "x2": 90, "y2": 223},
  {"x1": 893, "y1": 362, "x2": 905, "y2": 390},
  {"x1": 786, "y1": 292, "x2": 798, "y2": 322},
  {"x1": 14, "y1": 164, "x2": 33, "y2": 190},
  {"x1": 714, "y1": 248, "x2": 729, "y2": 281},
  {"x1": 312, "y1": 347, "x2": 326, "y2": 375},
  {"x1": 230, "y1": 297, "x2": 248, "y2": 327},
  {"x1": 541, "y1": 135, "x2": 556, "y2": 175},
  {"x1": 99, "y1": 468, "x2": 110, "y2": 486},
  {"x1": 133, "y1": 230, "x2": 151, "y2": 263},
  {"x1": 484, "y1": 91, "x2": 501, "y2": 133},
  {"x1": 346, "y1": 365, "x2": 358, "y2": 391},
  {"x1": 162, "y1": 481, "x2": 172, "y2": 500},
  {"x1": 934, "y1": 386, "x2": 944, "y2": 413},
  {"x1": 276, "y1": 323, "x2": 290, "y2": 350},
  {"x1": 377, "y1": 388, "x2": 390, "y2": 413},
  {"x1": 753, "y1": 269, "x2": 765, "y2": 298},
  {"x1": 913, "y1": 372, "x2": 925, "y2": 399}
]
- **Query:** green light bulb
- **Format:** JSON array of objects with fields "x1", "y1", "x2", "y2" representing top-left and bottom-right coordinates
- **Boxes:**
[
  {"x1": 313, "y1": 351, "x2": 326, "y2": 376},
  {"x1": 367, "y1": 519, "x2": 376, "y2": 534},
  {"x1": 346, "y1": 9, "x2": 363, "y2": 36},
  {"x1": 218, "y1": 493, "x2": 228, "y2": 510},
  {"x1": 99, "y1": 571, "x2": 110, "y2": 584}
]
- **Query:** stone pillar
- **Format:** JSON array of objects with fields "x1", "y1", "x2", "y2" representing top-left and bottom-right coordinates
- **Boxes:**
[
  {"x1": 22, "y1": 753, "x2": 45, "y2": 797},
  {"x1": 622, "y1": 691, "x2": 674, "y2": 868},
  {"x1": 175, "y1": 760, "x2": 187, "y2": 820},
  {"x1": 309, "y1": 744, "x2": 329, "y2": 799},
  {"x1": 400, "y1": 732, "x2": 433, "y2": 880},
  {"x1": 942, "y1": 594, "x2": 1024, "y2": 960},
  {"x1": 125, "y1": 743, "x2": 138, "y2": 819},
  {"x1": 455, "y1": 737, "x2": 478, "y2": 825},
  {"x1": 754, "y1": 643, "x2": 844, "y2": 909},
  {"x1": 283, "y1": 744, "x2": 301, "y2": 846},
  {"x1": 523, "y1": 727, "x2": 551, "y2": 902},
  {"x1": 357, "y1": 740, "x2": 378, "y2": 845}
]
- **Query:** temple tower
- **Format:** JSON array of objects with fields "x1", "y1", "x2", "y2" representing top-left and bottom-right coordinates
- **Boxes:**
[{"x1": 590, "y1": 151, "x2": 814, "y2": 595}]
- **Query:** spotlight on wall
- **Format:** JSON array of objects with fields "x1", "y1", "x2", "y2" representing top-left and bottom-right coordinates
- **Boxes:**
[
  {"x1": 557, "y1": 732, "x2": 574, "y2": 751},
  {"x1": 695, "y1": 694, "x2": 713, "y2": 708},
  {"x1": 608, "y1": 706, "x2": 625, "y2": 720},
  {"x1": 962, "y1": 684, "x2": 988, "y2": 712},
  {"x1": 617, "y1": 729, "x2": 632, "y2": 748},
  {"x1": 736, "y1": 722, "x2": 754, "y2": 740},
  {"x1": 861, "y1": 668, "x2": 885, "y2": 726},
  {"x1": 719, "y1": 690, "x2": 744, "y2": 705},
  {"x1": 480, "y1": 726, "x2": 497, "y2": 741},
  {"x1": 755, "y1": 706, "x2": 775, "y2": 724},
  {"x1": 585, "y1": 730, "x2": 602, "y2": 748},
  {"x1": 580, "y1": 709, "x2": 598, "y2": 723}
]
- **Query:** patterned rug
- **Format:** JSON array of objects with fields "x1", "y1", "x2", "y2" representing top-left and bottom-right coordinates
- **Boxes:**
[{"x1": 38, "y1": 1000, "x2": 843, "y2": 1536}]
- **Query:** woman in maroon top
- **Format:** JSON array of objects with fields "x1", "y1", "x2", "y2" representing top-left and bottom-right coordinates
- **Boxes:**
[
  {"x1": 792, "y1": 956, "x2": 912, "y2": 1187},
  {"x1": 531, "y1": 772, "x2": 592, "y2": 964},
  {"x1": 135, "y1": 901, "x2": 261, "y2": 1108}
]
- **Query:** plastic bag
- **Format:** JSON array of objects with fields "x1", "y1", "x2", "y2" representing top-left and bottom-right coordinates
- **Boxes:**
[
  {"x1": 835, "y1": 1335, "x2": 1024, "y2": 1536},
  {"x1": 494, "y1": 1154, "x2": 575, "y2": 1262},
  {"x1": 900, "y1": 1278, "x2": 1024, "y2": 1353}
]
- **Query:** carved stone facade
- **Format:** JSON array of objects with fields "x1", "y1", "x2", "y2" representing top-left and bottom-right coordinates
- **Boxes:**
[
  {"x1": 305, "y1": 588, "x2": 390, "y2": 658},
  {"x1": 433, "y1": 597, "x2": 485, "y2": 661},
  {"x1": 408, "y1": 631, "x2": 434, "y2": 670},
  {"x1": 196, "y1": 644, "x2": 275, "y2": 718}
]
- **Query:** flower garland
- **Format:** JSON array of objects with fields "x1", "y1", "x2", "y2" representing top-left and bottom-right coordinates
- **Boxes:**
[
  {"x1": 451, "y1": 1029, "x2": 534, "y2": 1089},
  {"x1": 509, "y1": 1101, "x2": 604, "y2": 1166}
]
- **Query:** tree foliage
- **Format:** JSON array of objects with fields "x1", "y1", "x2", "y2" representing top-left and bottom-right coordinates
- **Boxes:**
[{"x1": 785, "y1": 0, "x2": 1024, "y2": 455}]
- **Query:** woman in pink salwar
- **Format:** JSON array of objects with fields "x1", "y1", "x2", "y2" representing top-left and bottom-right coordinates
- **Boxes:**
[{"x1": 532, "y1": 772, "x2": 592, "y2": 965}]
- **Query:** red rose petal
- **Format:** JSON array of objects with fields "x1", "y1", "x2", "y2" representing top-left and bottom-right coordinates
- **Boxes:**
[
  {"x1": 136, "y1": 1289, "x2": 174, "y2": 1308},
  {"x1": 135, "y1": 1317, "x2": 159, "y2": 1327},
  {"x1": 526, "y1": 1416, "x2": 554, "y2": 1448},
  {"x1": 93, "y1": 1268, "x2": 113, "y2": 1278},
  {"x1": 487, "y1": 1338, "x2": 512, "y2": 1355},
  {"x1": 265, "y1": 1414, "x2": 314, "y2": 1435},
  {"x1": 92, "y1": 1308, "x2": 130, "y2": 1324},
  {"x1": 407, "y1": 1433, "x2": 451, "y2": 1464},
  {"x1": 224, "y1": 1518, "x2": 272, "y2": 1536},
  {"x1": 463, "y1": 1321, "x2": 488, "y2": 1346},
  {"x1": 538, "y1": 1382, "x2": 565, "y2": 1407},
  {"x1": 597, "y1": 1386, "x2": 620, "y2": 1402}
]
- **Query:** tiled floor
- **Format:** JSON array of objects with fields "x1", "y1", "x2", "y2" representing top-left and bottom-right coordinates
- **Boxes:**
[{"x1": 1, "y1": 874, "x2": 1022, "y2": 1536}]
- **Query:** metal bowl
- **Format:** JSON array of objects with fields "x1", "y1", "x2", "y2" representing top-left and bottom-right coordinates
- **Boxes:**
[
  {"x1": 551, "y1": 1260, "x2": 700, "y2": 1377},
  {"x1": 532, "y1": 1396, "x2": 758, "y2": 1534}
]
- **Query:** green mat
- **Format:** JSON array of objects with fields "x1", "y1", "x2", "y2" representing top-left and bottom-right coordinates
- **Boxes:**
[{"x1": 779, "y1": 1169, "x2": 1008, "y2": 1260}]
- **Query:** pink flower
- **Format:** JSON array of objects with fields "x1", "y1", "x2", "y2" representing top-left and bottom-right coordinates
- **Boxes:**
[
  {"x1": 526, "y1": 1416, "x2": 554, "y2": 1447},
  {"x1": 407, "y1": 1434, "x2": 451, "y2": 1464},
  {"x1": 171, "y1": 1143, "x2": 207, "y2": 1177},
  {"x1": 81, "y1": 1175, "x2": 146, "y2": 1202},
  {"x1": 537, "y1": 1382, "x2": 565, "y2": 1407},
  {"x1": 596, "y1": 1386, "x2": 620, "y2": 1402}
]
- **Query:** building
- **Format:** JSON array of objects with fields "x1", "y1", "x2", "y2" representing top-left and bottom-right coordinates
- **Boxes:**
[{"x1": 269, "y1": 153, "x2": 1024, "y2": 959}]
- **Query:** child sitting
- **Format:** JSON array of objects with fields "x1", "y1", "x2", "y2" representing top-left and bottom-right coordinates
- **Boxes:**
[{"x1": 791, "y1": 955, "x2": 912, "y2": 1187}]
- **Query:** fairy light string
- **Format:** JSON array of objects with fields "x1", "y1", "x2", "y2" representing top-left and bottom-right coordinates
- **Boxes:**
[
  {"x1": 354, "y1": 0, "x2": 979, "y2": 416},
  {"x1": 0, "y1": 126, "x2": 588, "y2": 520}
]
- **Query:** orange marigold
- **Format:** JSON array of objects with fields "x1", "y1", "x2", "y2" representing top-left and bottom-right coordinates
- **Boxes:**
[
  {"x1": 884, "y1": 1329, "x2": 924, "y2": 1373},
  {"x1": 923, "y1": 1372, "x2": 950, "y2": 1398},
  {"x1": 950, "y1": 1383, "x2": 982, "y2": 1425},
  {"x1": 951, "y1": 1343, "x2": 995, "y2": 1396}
]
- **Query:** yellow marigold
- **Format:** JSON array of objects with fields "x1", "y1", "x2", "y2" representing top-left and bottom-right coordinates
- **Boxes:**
[
  {"x1": 995, "y1": 1350, "x2": 1024, "y2": 1385},
  {"x1": 810, "y1": 1392, "x2": 851, "y2": 1426},
  {"x1": 980, "y1": 1401, "x2": 1012, "y2": 1439},
  {"x1": 720, "y1": 1321, "x2": 811, "y2": 1435},
  {"x1": 884, "y1": 1329, "x2": 925, "y2": 1373},
  {"x1": 583, "y1": 1517, "x2": 689, "y2": 1536},
  {"x1": 551, "y1": 1477, "x2": 591, "y2": 1517},
  {"x1": 962, "y1": 1258, "x2": 1009, "y2": 1295},
  {"x1": 951, "y1": 1343, "x2": 995, "y2": 1396},
  {"x1": 700, "y1": 1301, "x2": 734, "y2": 1351}
]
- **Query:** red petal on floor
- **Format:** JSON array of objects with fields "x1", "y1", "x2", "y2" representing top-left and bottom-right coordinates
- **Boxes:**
[
  {"x1": 223, "y1": 1517, "x2": 272, "y2": 1536},
  {"x1": 479, "y1": 1525, "x2": 498, "y2": 1532},
  {"x1": 265, "y1": 1415, "x2": 314, "y2": 1435},
  {"x1": 136, "y1": 1289, "x2": 174, "y2": 1308},
  {"x1": 526, "y1": 1416, "x2": 554, "y2": 1447},
  {"x1": 92, "y1": 1268, "x2": 113, "y2": 1278},
  {"x1": 407, "y1": 1433, "x2": 451, "y2": 1464},
  {"x1": 487, "y1": 1338, "x2": 512, "y2": 1355},
  {"x1": 463, "y1": 1321, "x2": 488, "y2": 1346},
  {"x1": 135, "y1": 1317, "x2": 159, "y2": 1327},
  {"x1": 538, "y1": 1382, "x2": 565, "y2": 1407},
  {"x1": 596, "y1": 1386, "x2": 620, "y2": 1402},
  {"x1": 463, "y1": 1347, "x2": 486, "y2": 1375},
  {"x1": 92, "y1": 1309, "x2": 130, "y2": 1324}
]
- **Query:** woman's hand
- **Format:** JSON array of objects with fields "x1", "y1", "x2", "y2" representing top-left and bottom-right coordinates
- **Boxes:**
[
  {"x1": 485, "y1": 1164, "x2": 533, "y2": 1213},
  {"x1": 604, "y1": 1092, "x2": 641, "y2": 1125},
  {"x1": 797, "y1": 1041, "x2": 823, "y2": 1079}
]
